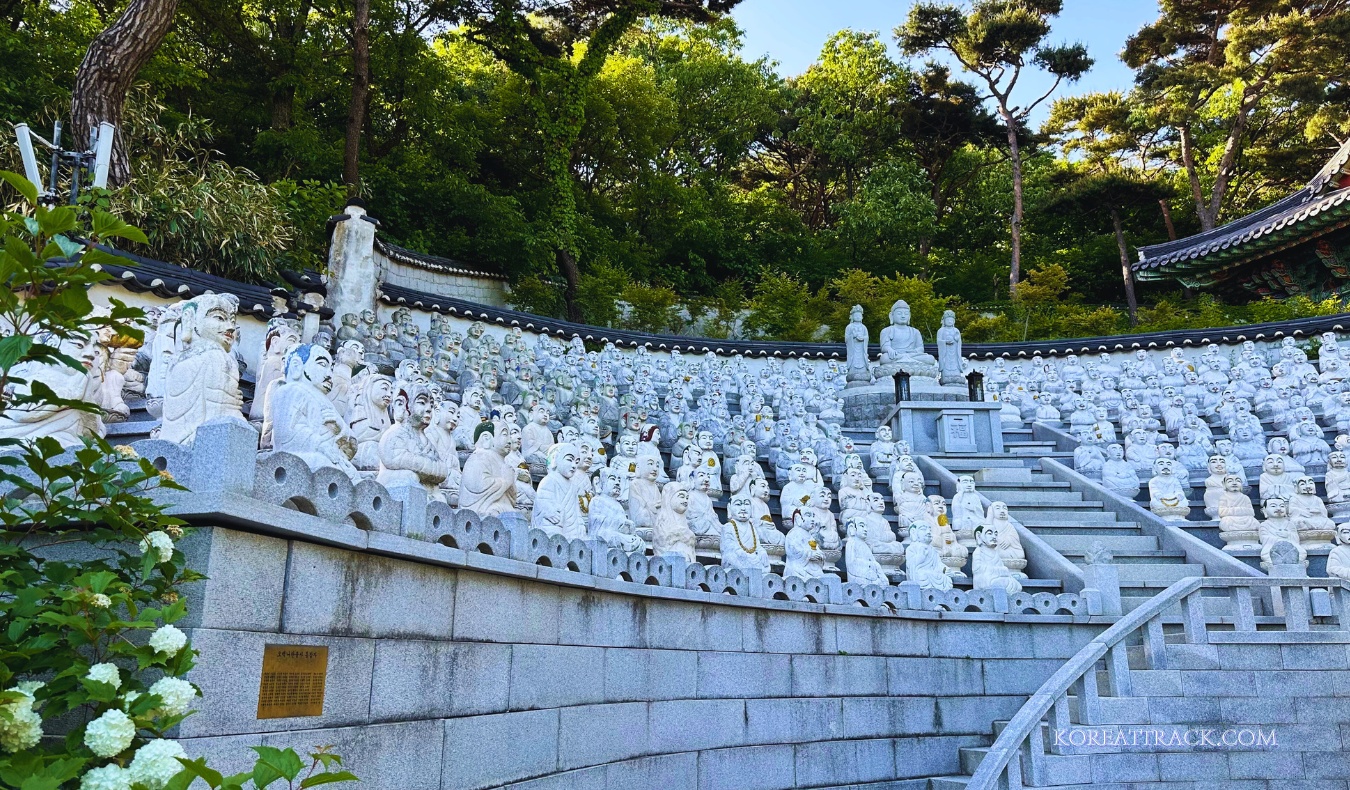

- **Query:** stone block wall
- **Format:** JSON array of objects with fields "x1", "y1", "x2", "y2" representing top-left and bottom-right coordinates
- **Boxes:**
[{"x1": 175, "y1": 526, "x2": 1102, "y2": 790}]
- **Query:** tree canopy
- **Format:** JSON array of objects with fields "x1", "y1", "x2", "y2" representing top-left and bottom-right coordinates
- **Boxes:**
[{"x1": 1, "y1": 0, "x2": 1348, "y2": 341}]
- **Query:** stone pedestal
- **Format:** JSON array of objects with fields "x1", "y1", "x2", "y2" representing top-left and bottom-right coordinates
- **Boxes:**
[{"x1": 895, "y1": 402, "x2": 1004, "y2": 455}]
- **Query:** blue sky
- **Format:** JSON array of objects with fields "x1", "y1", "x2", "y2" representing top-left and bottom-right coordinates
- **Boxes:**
[{"x1": 730, "y1": 0, "x2": 1161, "y2": 124}]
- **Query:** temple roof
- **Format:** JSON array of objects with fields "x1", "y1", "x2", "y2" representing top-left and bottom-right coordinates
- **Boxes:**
[{"x1": 1135, "y1": 138, "x2": 1350, "y2": 282}]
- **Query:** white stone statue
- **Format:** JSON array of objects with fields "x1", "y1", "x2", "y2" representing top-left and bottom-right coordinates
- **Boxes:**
[
  {"x1": 779, "y1": 462, "x2": 815, "y2": 517},
  {"x1": 588, "y1": 468, "x2": 644, "y2": 552},
  {"x1": 627, "y1": 455, "x2": 662, "y2": 540},
  {"x1": 1100, "y1": 444, "x2": 1139, "y2": 498},
  {"x1": 1327, "y1": 451, "x2": 1350, "y2": 513},
  {"x1": 893, "y1": 470, "x2": 932, "y2": 536},
  {"x1": 1258, "y1": 497, "x2": 1307, "y2": 572},
  {"x1": 783, "y1": 508, "x2": 827, "y2": 580},
  {"x1": 0, "y1": 332, "x2": 104, "y2": 447},
  {"x1": 1325, "y1": 523, "x2": 1350, "y2": 581},
  {"x1": 652, "y1": 482, "x2": 697, "y2": 562},
  {"x1": 1216, "y1": 474, "x2": 1262, "y2": 551},
  {"x1": 972, "y1": 525, "x2": 1022, "y2": 595},
  {"x1": 984, "y1": 501, "x2": 1027, "y2": 578},
  {"x1": 1148, "y1": 457, "x2": 1190, "y2": 521},
  {"x1": 877, "y1": 300, "x2": 938, "y2": 379},
  {"x1": 904, "y1": 522, "x2": 952, "y2": 590},
  {"x1": 929, "y1": 495, "x2": 968, "y2": 576},
  {"x1": 250, "y1": 320, "x2": 301, "y2": 422},
  {"x1": 532, "y1": 443, "x2": 587, "y2": 539},
  {"x1": 843, "y1": 516, "x2": 889, "y2": 587},
  {"x1": 1202, "y1": 456, "x2": 1228, "y2": 519},
  {"x1": 936, "y1": 310, "x2": 964, "y2": 386},
  {"x1": 844, "y1": 304, "x2": 872, "y2": 385},
  {"x1": 721, "y1": 491, "x2": 771, "y2": 573},
  {"x1": 951, "y1": 475, "x2": 984, "y2": 548},
  {"x1": 1258, "y1": 454, "x2": 1296, "y2": 503},
  {"x1": 1288, "y1": 475, "x2": 1335, "y2": 548},
  {"x1": 376, "y1": 383, "x2": 450, "y2": 501},
  {"x1": 329, "y1": 341, "x2": 364, "y2": 420},
  {"x1": 160, "y1": 294, "x2": 246, "y2": 446},
  {"x1": 267, "y1": 344, "x2": 360, "y2": 481},
  {"x1": 95, "y1": 343, "x2": 135, "y2": 423},
  {"x1": 459, "y1": 421, "x2": 518, "y2": 518},
  {"x1": 425, "y1": 399, "x2": 461, "y2": 502},
  {"x1": 868, "y1": 425, "x2": 898, "y2": 481},
  {"x1": 520, "y1": 403, "x2": 556, "y2": 476},
  {"x1": 348, "y1": 373, "x2": 394, "y2": 470}
]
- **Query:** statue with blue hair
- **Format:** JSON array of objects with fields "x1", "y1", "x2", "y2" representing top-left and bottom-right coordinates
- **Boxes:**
[{"x1": 266, "y1": 343, "x2": 361, "y2": 482}]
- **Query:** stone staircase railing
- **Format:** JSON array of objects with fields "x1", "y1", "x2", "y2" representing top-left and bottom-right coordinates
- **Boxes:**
[{"x1": 965, "y1": 575, "x2": 1350, "y2": 789}]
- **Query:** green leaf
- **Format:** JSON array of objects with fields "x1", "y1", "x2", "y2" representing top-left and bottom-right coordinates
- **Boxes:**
[
  {"x1": 250, "y1": 746, "x2": 304, "y2": 786},
  {"x1": 0, "y1": 334, "x2": 33, "y2": 372},
  {"x1": 0, "y1": 170, "x2": 38, "y2": 206},
  {"x1": 299, "y1": 772, "x2": 359, "y2": 788},
  {"x1": 171, "y1": 756, "x2": 223, "y2": 788}
]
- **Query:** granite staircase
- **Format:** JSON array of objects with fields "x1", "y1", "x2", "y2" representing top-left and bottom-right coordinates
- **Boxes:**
[
  {"x1": 928, "y1": 580, "x2": 1350, "y2": 789},
  {"x1": 929, "y1": 428, "x2": 1206, "y2": 615}
]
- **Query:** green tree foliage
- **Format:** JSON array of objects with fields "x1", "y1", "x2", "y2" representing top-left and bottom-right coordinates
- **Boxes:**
[{"x1": 2, "y1": 1, "x2": 1348, "y2": 342}]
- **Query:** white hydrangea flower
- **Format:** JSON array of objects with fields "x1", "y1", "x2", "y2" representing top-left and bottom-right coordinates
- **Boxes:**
[
  {"x1": 89, "y1": 593, "x2": 112, "y2": 609},
  {"x1": 122, "y1": 691, "x2": 141, "y2": 711},
  {"x1": 79, "y1": 764, "x2": 132, "y2": 790},
  {"x1": 147, "y1": 677, "x2": 197, "y2": 718},
  {"x1": 148, "y1": 625, "x2": 186, "y2": 656},
  {"x1": 83, "y1": 709, "x2": 135, "y2": 758},
  {"x1": 13, "y1": 681, "x2": 44, "y2": 698},
  {"x1": 127, "y1": 739, "x2": 187, "y2": 790},
  {"x1": 139, "y1": 531, "x2": 174, "y2": 564},
  {"x1": 86, "y1": 663, "x2": 122, "y2": 690},
  {"x1": 0, "y1": 686, "x2": 42, "y2": 753}
]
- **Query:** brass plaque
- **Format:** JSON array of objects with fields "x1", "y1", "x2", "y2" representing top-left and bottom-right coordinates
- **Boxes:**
[{"x1": 257, "y1": 644, "x2": 329, "y2": 719}]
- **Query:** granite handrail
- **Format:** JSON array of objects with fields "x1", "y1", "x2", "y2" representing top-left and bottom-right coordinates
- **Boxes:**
[{"x1": 965, "y1": 575, "x2": 1350, "y2": 790}]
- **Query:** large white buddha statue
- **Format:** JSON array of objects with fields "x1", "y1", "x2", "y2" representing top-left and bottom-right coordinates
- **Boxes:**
[
  {"x1": 876, "y1": 300, "x2": 938, "y2": 379},
  {"x1": 0, "y1": 331, "x2": 104, "y2": 448},
  {"x1": 267, "y1": 344, "x2": 360, "y2": 481},
  {"x1": 160, "y1": 294, "x2": 246, "y2": 445}
]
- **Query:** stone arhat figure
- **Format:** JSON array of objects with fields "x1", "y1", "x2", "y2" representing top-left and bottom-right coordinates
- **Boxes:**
[
  {"x1": 160, "y1": 293, "x2": 246, "y2": 446},
  {"x1": 842, "y1": 516, "x2": 889, "y2": 587},
  {"x1": 532, "y1": 442, "x2": 586, "y2": 539},
  {"x1": 652, "y1": 482, "x2": 697, "y2": 562},
  {"x1": 459, "y1": 420, "x2": 518, "y2": 518},
  {"x1": 267, "y1": 344, "x2": 360, "y2": 482},
  {"x1": 588, "y1": 467, "x2": 644, "y2": 552},
  {"x1": 377, "y1": 382, "x2": 450, "y2": 501},
  {"x1": 0, "y1": 331, "x2": 104, "y2": 448},
  {"x1": 904, "y1": 522, "x2": 952, "y2": 590},
  {"x1": 721, "y1": 491, "x2": 771, "y2": 573},
  {"x1": 972, "y1": 525, "x2": 1022, "y2": 595}
]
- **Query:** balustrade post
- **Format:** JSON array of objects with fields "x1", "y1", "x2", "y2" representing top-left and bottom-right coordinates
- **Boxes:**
[
  {"x1": 1281, "y1": 581, "x2": 1311, "y2": 632},
  {"x1": 1144, "y1": 615, "x2": 1168, "y2": 669},
  {"x1": 1106, "y1": 642, "x2": 1132, "y2": 697},
  {"x1": 1181, "y1": 590, "x2": 1209, "y2": 644},
  {"x1": 1230, "y1": 586, "x2": 1256, "y2": 632}
]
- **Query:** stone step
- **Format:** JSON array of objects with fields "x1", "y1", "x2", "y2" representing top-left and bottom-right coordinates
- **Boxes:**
[
  {"x1": 939, "y1": 458, "x2": 1031, "y2": 470},
  {"x1": 1110, "y1": 562, "x2": 1205, "y2": 585},
  {"x1": 972, "y1": 468, "x2": 1038, "y2": 483},
  {"x1": 958, "y1": 746, "x2": 989, "y2": 775},
  {"x1": 1016, "y1": 512, "x2": 1128, "y2": 526},
  {"x1": 985, "y1": 490, "x2": 1087, "y2": 506},
  {"x1": 1018, "y1": 524, "x2": 1142, "y2": 537},
  {"x1": 1040, "y1": 534, "x2": 1160, "y2": 553},
  {"x1": 928, "y1": 777, "x2": 970, "y2": 790},
  {"x1": 1064, "y1": 550, "x2": 1186, "y2": 564},
  {"x1": 975, "y1": 480, "x2": 1072, "y2": 491},
  {"x1": 1006, "y1": 500, "x2": 1104, "y2": 511}
]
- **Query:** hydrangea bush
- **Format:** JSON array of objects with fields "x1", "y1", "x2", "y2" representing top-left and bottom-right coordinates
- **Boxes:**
[{"x1": 0, "y1": 172, "x2": 356, "y2": 790}]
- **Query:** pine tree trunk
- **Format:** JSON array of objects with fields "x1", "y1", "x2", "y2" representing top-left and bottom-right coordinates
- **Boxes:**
[
  {"x1": 1005, "y1": 121, "x2": 1024, "y2": 295},
  {"x1": 343, "y1": 0, "x2": 371, "y2": 192},
  {"x1": 1112, "y1": 208, "x2": 1138, "y2": 326},
  {"x1": 70, "y1": 0, "x2": 181, "y2": 187},
  {"x1": 1158, "y1": 198, "x2": 1177, "y2": 241}
]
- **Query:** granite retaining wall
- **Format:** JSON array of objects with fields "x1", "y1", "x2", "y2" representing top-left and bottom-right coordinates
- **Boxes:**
[{"x1": 172, "y1": 523, "x2": 1105, "y2": 789}]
